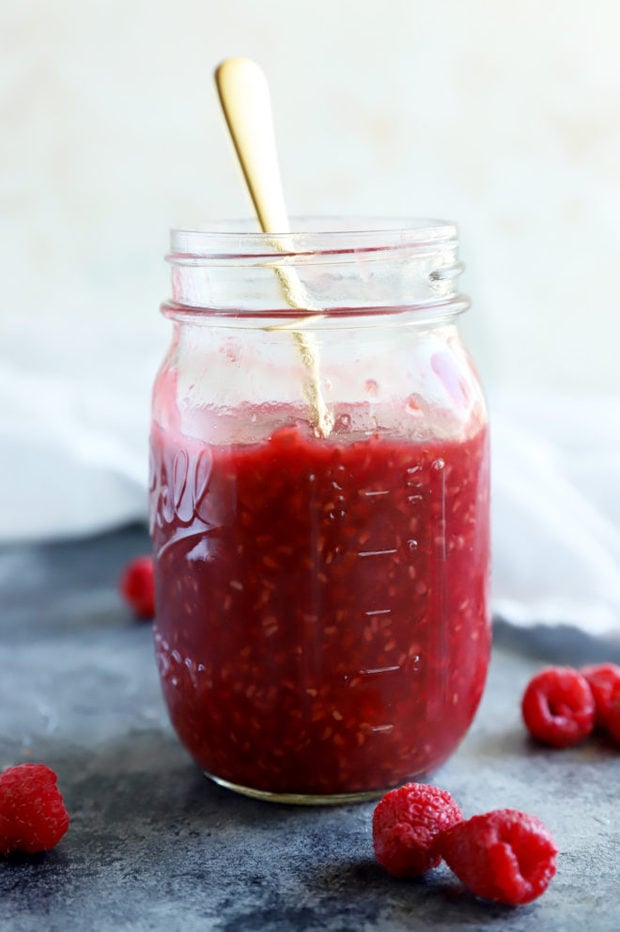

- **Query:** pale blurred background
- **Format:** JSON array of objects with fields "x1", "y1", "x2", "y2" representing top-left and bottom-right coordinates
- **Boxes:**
[{"x1": 1, "y1": 0, "x2": 619, "y2": 632}]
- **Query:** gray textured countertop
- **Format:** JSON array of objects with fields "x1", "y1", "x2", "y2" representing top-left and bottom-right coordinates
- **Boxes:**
[{"x1": 1, "y1": 526, "x2": 619, "y2": 931}]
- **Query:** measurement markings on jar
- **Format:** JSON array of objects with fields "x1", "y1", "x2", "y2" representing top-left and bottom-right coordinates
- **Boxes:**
[
  {"x1": 361, "y1": 489, "x2": 391, "y2": 497},
  {"x1": 364, "y1": 609, "x2": 392, "y2": 616},
  {"x1": 357, "y1": 548, "x2": 398, "y2": 557},
  {"x1": 359, "y1": 665, "x2": 401, "y2": 676}
]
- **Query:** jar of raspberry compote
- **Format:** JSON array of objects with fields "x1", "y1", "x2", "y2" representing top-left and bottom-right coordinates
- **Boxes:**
[{"x1": 150, "y1": 219, "x2": 490, "y2": 804}]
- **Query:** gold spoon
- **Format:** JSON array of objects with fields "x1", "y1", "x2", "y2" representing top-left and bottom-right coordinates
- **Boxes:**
[{"x1": 214, "y1": 57, "x2": 333, "y2": 438}]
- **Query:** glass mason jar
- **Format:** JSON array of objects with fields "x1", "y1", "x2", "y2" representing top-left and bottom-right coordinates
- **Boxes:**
[{"x1": 150, "y1": 219, "x2": 490, "y2": 804}]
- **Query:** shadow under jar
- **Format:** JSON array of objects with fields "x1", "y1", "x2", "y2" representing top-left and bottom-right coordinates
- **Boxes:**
[{"x1": 150, "y1": 219, "x2": 491, "y2": 804}]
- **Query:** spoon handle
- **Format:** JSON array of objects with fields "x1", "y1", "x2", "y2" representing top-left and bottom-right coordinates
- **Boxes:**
[
  {"x1": 215, "y1": 57, "x2": 290, "y2": 235},
  {"x1": 214, "y1": 57, "x2": 333, "y2": 439}
]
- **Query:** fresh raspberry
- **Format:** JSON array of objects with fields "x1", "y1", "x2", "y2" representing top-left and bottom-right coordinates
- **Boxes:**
[
  {"x1": 120, "y1": 555, "x2": 155, "y2": 619},
  {"x1": 521, "y1": 666, "x2": 595, "y2": 748},
  {"x1": 0, "y1": 764, "x2": 70, "y2": 856},
  {"x1": 580, "y1": 663, "x2": 620, "y2": 737},
  {"x1": 372, "y1": 782, "x2": 464, "y2": 878},
  {"x1": 440, "y1": 808, "x2": 558, "y2": 905},
  {"x1": 604, "y1": 700, "x2": 620, "y2": 742}
]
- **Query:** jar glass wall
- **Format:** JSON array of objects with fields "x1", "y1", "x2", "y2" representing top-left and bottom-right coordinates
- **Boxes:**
[{"x1": 149, "y1": 219, "x2": 491, "y2": 803}]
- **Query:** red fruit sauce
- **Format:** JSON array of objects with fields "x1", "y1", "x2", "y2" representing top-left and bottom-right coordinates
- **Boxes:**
[{"x1": 150, "y1": 419, "x2": 490, "y2": 797}]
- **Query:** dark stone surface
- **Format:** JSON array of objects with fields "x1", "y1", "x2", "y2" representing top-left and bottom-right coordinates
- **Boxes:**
[{"x1": 1, "y1": 526, "x2": 619, "y2": 931}]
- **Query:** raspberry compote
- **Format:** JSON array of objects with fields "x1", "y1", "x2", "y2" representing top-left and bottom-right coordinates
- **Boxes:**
[{"x1": 150, "y1": 414, "x2": 490, "y2": 801}]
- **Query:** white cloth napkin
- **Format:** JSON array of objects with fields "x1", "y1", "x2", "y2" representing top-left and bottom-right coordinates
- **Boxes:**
[
  {"x1": 490, "y1": 390, "x2": 620, "y2": 638},
  {"x1": 0, "y1": 363, "x2": 148, "y2": 540}
]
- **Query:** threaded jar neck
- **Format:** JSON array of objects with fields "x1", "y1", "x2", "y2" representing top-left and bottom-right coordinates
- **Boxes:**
[{"x1": 165, "y1": 218, "x2": 469, "y2": 324}]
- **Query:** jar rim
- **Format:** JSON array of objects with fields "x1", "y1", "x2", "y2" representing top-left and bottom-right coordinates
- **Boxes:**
[{"x1": 169, "y1": 216, "x2": 458, "y2": 262}]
